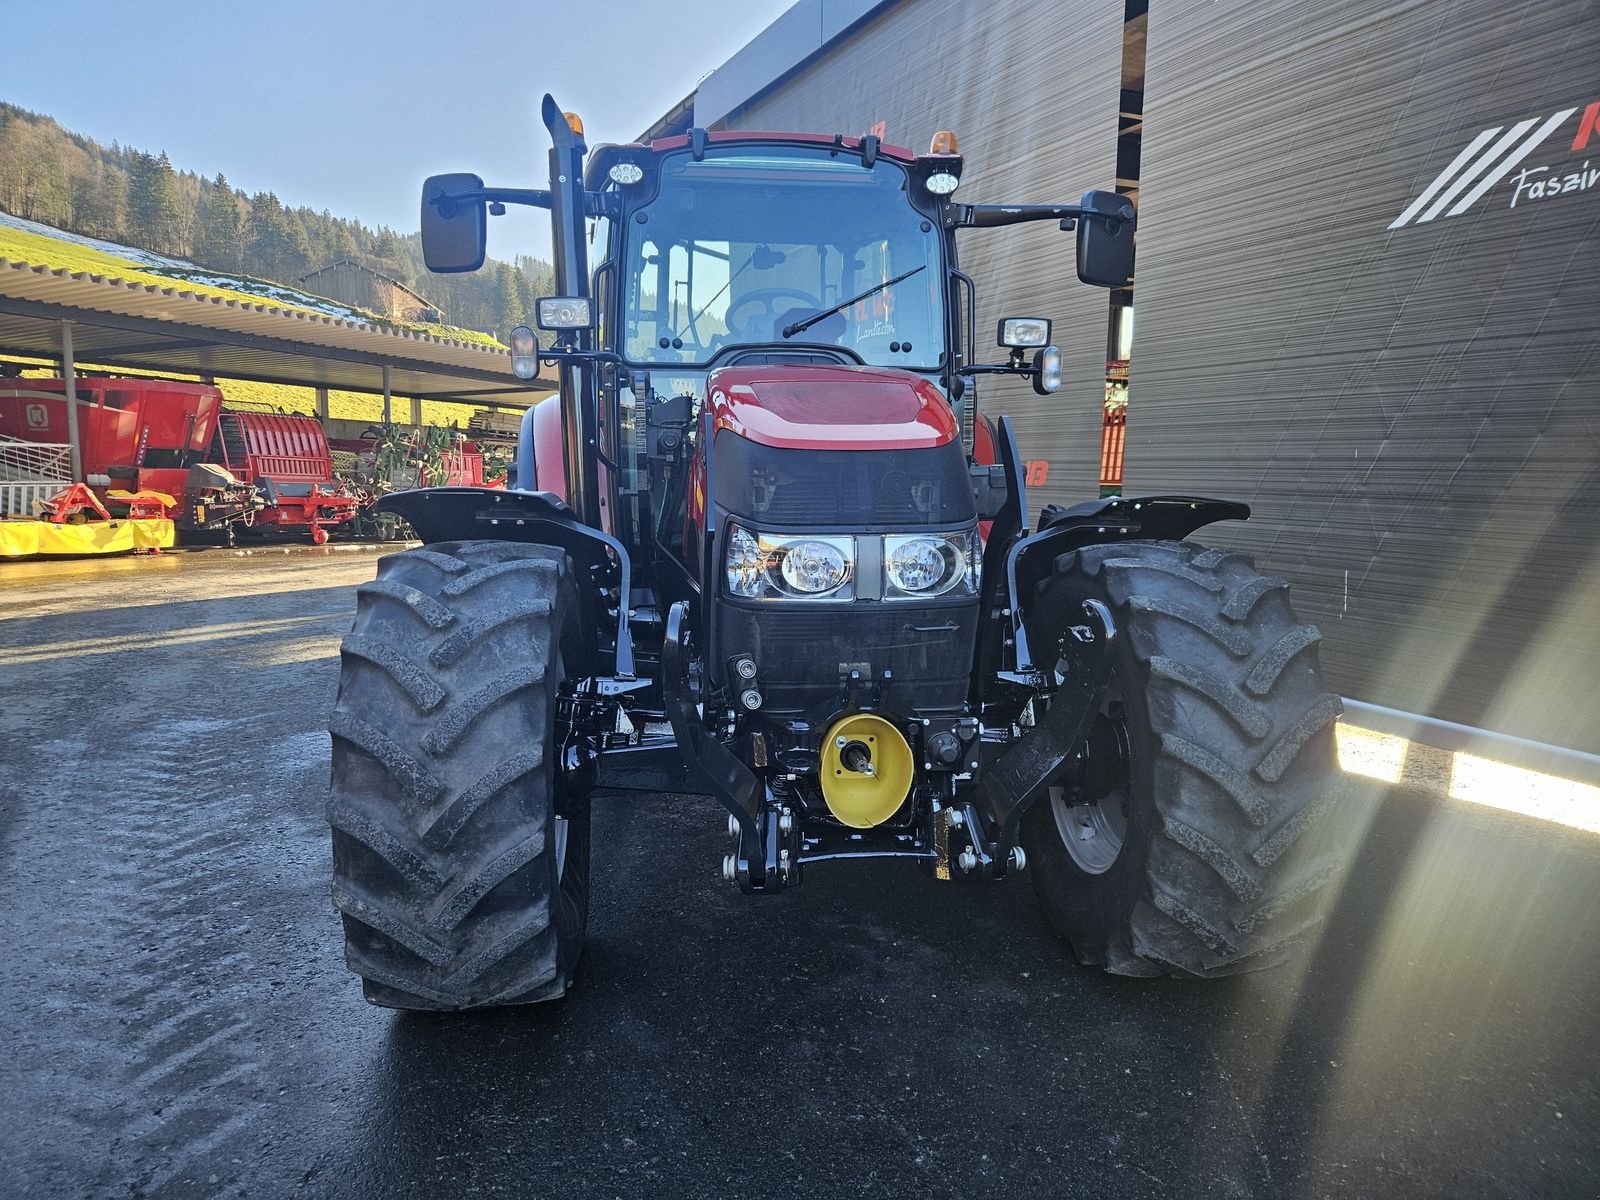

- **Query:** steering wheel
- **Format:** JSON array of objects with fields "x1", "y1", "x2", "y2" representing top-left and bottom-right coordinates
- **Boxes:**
[{"x1": 725, "y1": 287, "x2": 823, "y2": 342}]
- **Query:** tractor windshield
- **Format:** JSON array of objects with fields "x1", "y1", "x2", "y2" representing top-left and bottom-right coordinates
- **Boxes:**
[{"x1": 620, "y1": 145, "x2": 945, "y2": 370}]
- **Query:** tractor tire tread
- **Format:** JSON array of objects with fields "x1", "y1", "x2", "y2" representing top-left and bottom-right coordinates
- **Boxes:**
[
  {"x1": 1244, "y1": 626, "x2": 1323, "y2": 696},
  {"x1": 383, "y1": 547, "x2": 470, "y2": 576},
  {"x1": 1022, "y1": 539, "x2": 1345, "y2": 978},
  {"x1": 354, "y1": 579, "x2": 456, "y2": 629},
  {"x1": 328, "y1": 539, "x2": 586, "y2": 1010},
  {"x1": 340, "y1": 635, "x2": 447, "y2": 712}
]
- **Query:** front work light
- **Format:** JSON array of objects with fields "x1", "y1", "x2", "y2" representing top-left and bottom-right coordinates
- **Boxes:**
[
  {"x1": 535, "y1": 296, "x2": 595, "y2": 330},
  {"x1": 925, "y1": 171, "x2": 960, "y2": 195},
  {"x1": 999, "y1": 317, "x2": 1052, "y2": 348},
  {"x1": 608, "y1": 161, "x2": 645, "y2": 185},
  {"x1": 508, "y1": 325, "x2": 540, "y2": 380},
  {"x1": 1032, "y1": 345, "x2": 1063, "y2": 396}
]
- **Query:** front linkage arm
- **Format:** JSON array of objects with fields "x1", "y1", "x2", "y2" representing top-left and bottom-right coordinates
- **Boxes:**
[
  {"x1": 962, "y1": 494, "x2": 1250, "y2": 876},
  {"x1": 972, "y1": 598, "x2": 1117, "y2": 877},
  {"x1": 662, "y1": 602, "x2": 789, "y2": 893}
]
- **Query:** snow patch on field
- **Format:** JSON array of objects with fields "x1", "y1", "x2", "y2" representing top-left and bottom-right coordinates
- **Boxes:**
[
  {"x1": 0, "y1": 212, "x2": 374, "y2": 322},
  {"x1": 137, "y1": 266, "x2": 371, "y2": 321},
  {"x1": 0, "y1": 210, "x2": 191, "y2": 267}
]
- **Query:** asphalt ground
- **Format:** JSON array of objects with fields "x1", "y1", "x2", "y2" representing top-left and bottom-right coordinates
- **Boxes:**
[{"x1": 1, "y1": 550, "x2": 1597, "y2": 1200}]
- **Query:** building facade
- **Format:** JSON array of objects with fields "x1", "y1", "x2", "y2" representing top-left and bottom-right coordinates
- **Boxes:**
[
  {"x1": 661, "y1": 0, "x2": 1600, "y2": 755},
  {"x1": 297, "y1": 259, "x2": 442, "y2": 324}
]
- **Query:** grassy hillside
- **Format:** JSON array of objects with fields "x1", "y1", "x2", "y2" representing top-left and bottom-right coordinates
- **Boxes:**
[{"x1": 0, "y1": 100, "x2": 554, "y2": 339}]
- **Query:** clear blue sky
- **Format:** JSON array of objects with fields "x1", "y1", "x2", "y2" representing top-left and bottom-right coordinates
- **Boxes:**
[{"x1": 0, "y1": 0, "x2": 796, "y2": 260}]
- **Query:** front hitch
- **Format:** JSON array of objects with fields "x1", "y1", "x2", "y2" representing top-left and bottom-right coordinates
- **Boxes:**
[
  {"x1": 972, "y1": 598, "x2": 1118, "y2": 876},
  {"x1": 663, "y1": 602, "x2": 793, "y2": 891}
]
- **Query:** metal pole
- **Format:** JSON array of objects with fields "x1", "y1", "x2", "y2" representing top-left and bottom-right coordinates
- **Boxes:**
[
  {"x1": 61, "y1": 320, "x2": 83, "y2": 482},
  {"x1": 314, "y1": 386, "x2": 329, "y2": 421},
  {"x1": 382, "y1": 365, "x2": 392, "y2": 425}
]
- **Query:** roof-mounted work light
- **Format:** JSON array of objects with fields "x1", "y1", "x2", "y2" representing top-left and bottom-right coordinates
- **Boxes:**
[{"x1": 919, "y1": 129, "x2": 963, "y2": 196}]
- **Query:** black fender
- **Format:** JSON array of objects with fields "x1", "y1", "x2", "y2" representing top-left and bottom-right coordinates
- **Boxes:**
[
  {"x1": 375, "y1": 486, "x2": 636, "y2": 682},
  {"x1": 1003, "y1": 494, "x2": 1251, "y2": 681}
]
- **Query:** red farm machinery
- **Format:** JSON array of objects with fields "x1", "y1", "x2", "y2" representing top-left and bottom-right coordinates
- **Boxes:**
[
  {"x1": 0, "y1": 377, "x2": 360, "y2": 544},
  {"x1": 322, "y1": 98, "x2": 1346, "y2": 1012}
]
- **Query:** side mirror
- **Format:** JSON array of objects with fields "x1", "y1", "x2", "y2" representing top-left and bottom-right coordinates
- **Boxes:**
[
  {"x1": 1075, "y1": 189, "x2": 1136, "y2": 287},
  {"x1": 420, "y1": 173, "x2": 487, "y2": 273}
]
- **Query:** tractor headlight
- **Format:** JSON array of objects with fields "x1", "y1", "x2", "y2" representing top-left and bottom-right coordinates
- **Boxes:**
[
  {"x1": 725, "y1": 523, "x2": 855, "y2": 600},
  {"x1": 884, "y1": 530, "x2": 981, "y2": 599},
  {"x1": 779, "y1": 539, "x2": 851, "y2": 595}
]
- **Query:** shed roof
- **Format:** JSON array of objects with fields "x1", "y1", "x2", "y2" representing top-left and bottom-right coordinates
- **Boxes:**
[{"x1": 0, "y1": 257, "x2": 555, "y2": 409}]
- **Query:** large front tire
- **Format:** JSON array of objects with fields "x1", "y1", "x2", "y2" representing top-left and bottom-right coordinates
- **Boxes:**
[
  {"x1": 1020, "y1": 540, "x2": 1344, "y2": 977},
  {"x1": 327, "y1": 540, "x2": 589, "y2": 1010}
]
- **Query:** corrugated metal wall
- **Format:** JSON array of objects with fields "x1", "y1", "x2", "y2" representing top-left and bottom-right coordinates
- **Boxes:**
[
  {"x1": 1131, "y1": 0, "x2": 1600, "y2": 752},
  {"x1": 721, "y1": 0, "x2": 1127, "y2": 509}
]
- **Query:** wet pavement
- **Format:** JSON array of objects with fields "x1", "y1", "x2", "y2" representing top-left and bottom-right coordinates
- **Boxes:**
[{"x1": 1, "y1": 550, "x2": 1597, "y2": 1199}]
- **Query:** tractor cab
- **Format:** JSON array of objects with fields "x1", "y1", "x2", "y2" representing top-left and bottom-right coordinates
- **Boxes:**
[{"x1": 600, "y1": 139, "x2": 948, "y2": 373}]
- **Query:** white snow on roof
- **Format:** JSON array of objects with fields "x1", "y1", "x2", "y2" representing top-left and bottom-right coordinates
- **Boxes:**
[{"x1": 0, "y1": 211, "x2": 375, "y2": 323}]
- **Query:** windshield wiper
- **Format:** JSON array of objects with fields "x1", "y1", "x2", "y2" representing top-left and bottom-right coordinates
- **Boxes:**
[{"x1": 781, "y1": 265, "x2": 926, "y2": 339}]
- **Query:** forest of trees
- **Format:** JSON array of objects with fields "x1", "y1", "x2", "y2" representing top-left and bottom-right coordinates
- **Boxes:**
[{"x1": 0, "y1": 102, "x2": 553, "y2": 337}]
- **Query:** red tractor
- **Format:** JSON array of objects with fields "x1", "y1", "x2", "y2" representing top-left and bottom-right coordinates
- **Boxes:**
[
  {"x1": 326, "y1": 98, "x2": 1344, "y2": 1010},
  {"x1": 0, "y1": 378, "x2": 359, "y2": 544}
]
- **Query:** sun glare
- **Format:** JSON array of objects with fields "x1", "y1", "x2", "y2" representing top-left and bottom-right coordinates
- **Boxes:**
[{"x1": 1338, "y1": 725, "x2": 1600, "y2": 835}]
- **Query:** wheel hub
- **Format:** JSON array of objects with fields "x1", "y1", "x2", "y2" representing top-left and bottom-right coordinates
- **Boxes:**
[{"x1": 1049, "y1": 706, "x2": 1131, "y2": 875}]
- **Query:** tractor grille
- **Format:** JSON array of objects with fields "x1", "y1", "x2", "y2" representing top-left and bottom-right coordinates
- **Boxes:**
[
  {"x1": 718, "y1": 602, "x2": 977, "y2": 715},
  {"x1": 713, "y1": 435, "x2": 975, "y2": 528}
]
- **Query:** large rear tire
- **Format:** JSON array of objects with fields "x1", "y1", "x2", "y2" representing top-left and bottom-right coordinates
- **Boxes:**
[
  {"x1": 1020, "y1": 540, "x2": 1344, "y2": 977},
  {"x1": 327, "y1": 540, "x2": 589, "y2": 1010}
]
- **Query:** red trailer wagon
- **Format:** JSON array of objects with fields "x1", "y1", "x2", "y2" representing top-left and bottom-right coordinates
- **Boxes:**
[
  {"x1": 0, "y1": 378, "x2": 360, "y2": 544},
  {"x1": 208, "y1": 407, "x2": 359, "y2": 543}
]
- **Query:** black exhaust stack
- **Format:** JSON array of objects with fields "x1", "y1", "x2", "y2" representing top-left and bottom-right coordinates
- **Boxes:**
[{"x1": 541, "y1": 94, "x2": 601, "y2": 527}]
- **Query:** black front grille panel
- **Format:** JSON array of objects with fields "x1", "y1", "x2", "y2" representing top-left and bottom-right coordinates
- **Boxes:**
[
  {"x1": 713, "y1": 434, "x2": 976, "y2": 527},
  {"x1": 718, "y1": 602, "x2": 977, "y2": 715}
]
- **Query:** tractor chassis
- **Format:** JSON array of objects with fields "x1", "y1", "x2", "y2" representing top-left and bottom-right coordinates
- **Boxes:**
[{"x1": 661, "y1": 590, "x2": 1120, "y2": 893}]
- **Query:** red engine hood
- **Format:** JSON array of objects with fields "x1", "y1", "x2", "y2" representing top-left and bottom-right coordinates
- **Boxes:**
[{"x1": 706, "y1": 364, "x2": 958, "y2": 451}]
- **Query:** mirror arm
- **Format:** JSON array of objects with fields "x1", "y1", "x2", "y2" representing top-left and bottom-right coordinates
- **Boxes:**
[
  {"x1": 951, "y1": 203, "x2": 1084, "y2": 229},
  {"x1": 967, "y1": 360, "x2": 1036, "y2": 377},
  {"x1": 538, "y1": 346, "x2": 626, "y2": 367},
  {"x1": 431, "y1": 186, "x2": 554, "y2": 217}
]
